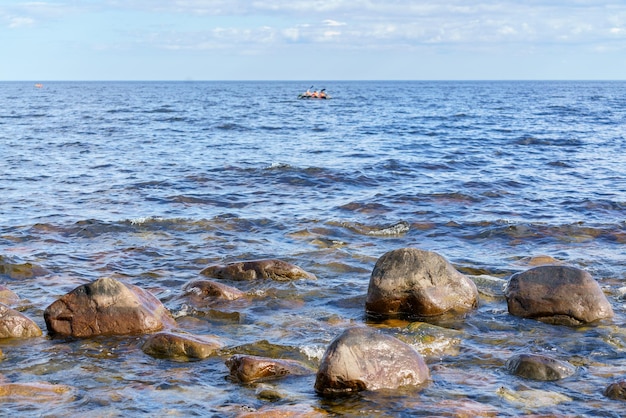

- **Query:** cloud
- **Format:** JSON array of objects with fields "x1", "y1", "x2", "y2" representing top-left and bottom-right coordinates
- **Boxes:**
[{"x1": 8, "y1": 16, "x2": 35, "y2": 28}]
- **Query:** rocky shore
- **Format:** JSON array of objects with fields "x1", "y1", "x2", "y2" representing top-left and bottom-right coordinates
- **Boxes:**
[{"x1": 1, "y1": 249, "x2": 625, "y2": 413}]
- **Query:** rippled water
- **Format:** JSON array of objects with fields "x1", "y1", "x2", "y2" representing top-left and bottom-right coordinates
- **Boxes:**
[{"x1": 1, "y1": 80, "x2": 626, "y2": 416}]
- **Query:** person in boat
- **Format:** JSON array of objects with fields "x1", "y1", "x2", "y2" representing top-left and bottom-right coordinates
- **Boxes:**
[
  {"x1": 312, "y1": 90, "x2": 319, "y2": 98},
  {"x1": 319, "y1": 89, "x2": 327, "y2": 99}
]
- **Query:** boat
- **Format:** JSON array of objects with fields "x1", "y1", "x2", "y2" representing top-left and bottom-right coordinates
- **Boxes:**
[{"x1": 298, "y1": 87, "x2": 330, "y2": 100}]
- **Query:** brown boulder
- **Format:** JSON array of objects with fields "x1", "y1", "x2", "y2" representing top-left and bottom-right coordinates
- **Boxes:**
[
  {"x1": 201, "y1": 259, "x2": 316, "y2": 281},
  {"x1": 0, "y1": 285, "x2": 19, "y2": 305},
  {"x1": 314, "y1": 327, "x2": 430, "y2": 396},
  {"x1": 183, "y1": 279, "x2": 244, "y2": 302},
  {"x1": 505, "y1": 265, "x2": 614, "y2": 325},
  {"x1": 0, "y1": 303, "x2": 42, "y2": 338},
  {"x1": 44, "y1": 277, "x2": 176, "y2": 338},
  {"x1": 142, "y1": 331, "x2": 222, "y2": 360},
  {"x1": 226, "y1": 354, "x2": 313, "y2": 383},
  {"x1": 365, "y1": 248, "x2": 478, "y2": 318},
  {"x1": 506, "y1": 353, "x2": 576, "y2": 381}
]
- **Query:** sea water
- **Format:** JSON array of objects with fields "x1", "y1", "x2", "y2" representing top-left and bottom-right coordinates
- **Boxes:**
[{"x1": 1, "y1": 80, "x2": 626, "y2": 416}]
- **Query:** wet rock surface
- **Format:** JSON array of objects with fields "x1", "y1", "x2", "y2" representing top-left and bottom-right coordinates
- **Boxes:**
[
  {"x1": 0, "y1": 303, "x2": 42, "y2": 338},
  {"x1": 314, "y1": 326, "x2": 430, "y2": 396},
  {"x1": 201, "y1": 259, "x2": 316, "y2": 281},
  {"x1": 142, "y1": 331, "x2": 223, "y2": 360},
  {"x1": 505, "y1": 265, "x2": 614, "y2": 325},
  {"x1": 182, "y1": 279, "x2": 245, "y2": 302},
  {"x1": 505, "y1": 353, "x2": 576, "y2": 381},
  {"x1": 365, "y1": 248, "x2": 478, "y2": 318},
  {"x1": 44, "y1": 277, "x2": 176, "y2": 338},
  {"x1": 226, "y1": 354, "x2": 313, "y2": 383}
]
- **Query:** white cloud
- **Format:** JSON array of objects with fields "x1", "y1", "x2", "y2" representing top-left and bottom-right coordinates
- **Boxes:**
[{"x1": 8, "y1": 16, "x2": 35, "y2": 28}]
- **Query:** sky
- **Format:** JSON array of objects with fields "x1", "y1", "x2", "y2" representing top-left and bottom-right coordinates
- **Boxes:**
[{"x1": 1, "y1": 0, "x2": 626, "y2": 80}]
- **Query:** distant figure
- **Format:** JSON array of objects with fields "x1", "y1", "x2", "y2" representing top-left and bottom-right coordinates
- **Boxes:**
[
  {"x1": 319, "y1": 89, "x2": 327, "y2": 99},
  {"x1": 312, "y1": 90, "x2": 319, "y2": 98}
]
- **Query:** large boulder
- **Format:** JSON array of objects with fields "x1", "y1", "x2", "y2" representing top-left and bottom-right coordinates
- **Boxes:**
[
  {"x1": 142, "y1": 331, "x2": 223, "y2": 360},
  {"x1": 505, "y1": 353, "x2": 576, "y2": 381},
  {"x1": 44, "y1": 277, "x2": 176, "y2": 338},
  {"x1": 201, "y1": 259, "x2": 316, "y2": 281},
  {"x1": 314, "y1": 327, "x2": 430, "y2": 396},
  {"x1": 226, "y1": 354, "x2": 313, "y2": 383},
  {"x1": 505, "y1": 265, "x2": 614, "y2": 325},
  {"x1": 0, "y1": 303, "x2": 42, "y2": 338},
  {"x1": 365, "y1": 248, "x2": 478, "y2": 318}
]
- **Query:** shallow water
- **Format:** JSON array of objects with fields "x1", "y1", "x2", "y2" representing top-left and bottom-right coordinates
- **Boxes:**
[{"x1": 1, "y1": 80, "x2": 626, "y2": 416}]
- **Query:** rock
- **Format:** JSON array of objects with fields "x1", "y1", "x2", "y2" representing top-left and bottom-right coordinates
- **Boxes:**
[
  {"x1": 365, "y1": 248, "x2": 478, "y2": 318},
  {"x1": 183, "y1": 279, "x2": 244, "y2": 302},
  {"x1": 505, "y1": 265, "x2": 614, "y2": 325},
  {"x1": 398, "y1": 322, "x2": 462, "y2": 357},
  {"x1": 226, "y1": 354, "x2": 313, "y2": 383},
  {"x1": 0, "y1": 285, "x2": 19, "y2": 305},
  {"x1": 604, "y1": 380, "x2": 626, "y2": 400},
  {"x1": 0, "y1": 382, "x2": 74, "y2": 401},
  {"x1": 496, "y1": 386, "x2": 572, "y2": 408},
  {"x1": 505, "y1": 353, "x2": 576, "y2": 381},
  {"x1": 314, "y1": 327, "x2": 429, "y2": 396},
  {"x1": 44, "y1": 277, "x2": 176, "y2": 338},
  {"x1": 0, "y1": 303, "x2": 42, "y2": 338},
  {"x1": 142, "y1": 331, "x2": 223, "y2": 360},
  {"x1": 200, "y1": 259, "x2": 316, "y2": 281}
]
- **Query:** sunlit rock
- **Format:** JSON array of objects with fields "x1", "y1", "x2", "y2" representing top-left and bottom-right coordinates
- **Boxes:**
[
  {"x1": 201, "y1": 259, "x2": 316, "y2": 281},
  {"x1": 314, "y1": 327, "x2": 429, "y2": 396},
  {"x1": 505, "y1": 265, "x2": 614, "y2": 325},
  {"x1": 44, "y1": 277, "x2": 176, "y2": 338},
  {"x1": 142, "y1": 331, "x2": 223, "y2": 360},
  {"x1": 0, "y1": 285, "x2": 20, "y2": 305},
  {"x1": 505, "y1": 353, "x2": 576, "y2": 381},
  {"x1": 365, "y1": 248, "x2": 478, "y2": 318},
  {"x1": 0, "y1": 303, "x2": 42, "y2": 338},
  {"x1": 183, "y1": 279, "x2": 244, "y2": 302},
  {"x1": 226, "y1": 354, "x2": 313, "y2": 383}
]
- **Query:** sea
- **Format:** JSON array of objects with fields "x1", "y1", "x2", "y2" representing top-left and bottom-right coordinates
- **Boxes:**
[{"x1": 1, "y1": 80, "x2": 625, "y2": 416}]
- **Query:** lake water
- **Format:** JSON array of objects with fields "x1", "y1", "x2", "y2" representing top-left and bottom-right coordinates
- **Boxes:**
[{"x1": 1, "y1": 80, "x2": 626, "y2": 416}]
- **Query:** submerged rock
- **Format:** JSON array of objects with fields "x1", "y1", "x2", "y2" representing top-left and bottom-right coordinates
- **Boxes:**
[
  {"x1": 505, "y1": 353, "x2": 576, "y2": 381},
  {"x1": 365, "y1": 248, "x2": 478, "y2": 318},
  {"x1": 604, "y1": 380, "x2": 626, "y2": 400},
  {"x1": 142, "y1": 331, "x2": 223, "y2": 360},
  {"x1": 226, "y1": 354, "x2": 313, "y2": 383},
  {"x1": 201, "y1": 259, "x2": 316, "y2": 281},
  {"x1": 44, "y1": 277, "x2": 176, "y2": 338},
  {"x1": 398, "y1": 322, "x2": 462, "y2": 357},
  {"x1": 314, "y1": 327, "x2": 429, "y2": 396},
  {"x1": 505, "y1": 265, "x2": 614, "y2": 325},
  {"x1": 0, "y1": 303, "x2": 42, "y2": 338},
  {"x1": 496, "y1": 386, "x2": 572, "y2": 408},
  {"x1": 0, "y1": 382, "x2": 74, "y2": 402}
]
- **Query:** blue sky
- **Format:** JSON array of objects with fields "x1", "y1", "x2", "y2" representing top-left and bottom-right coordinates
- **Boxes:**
[{"x1": 2, "y1": 0, "x2": 625, "y2": 80}]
